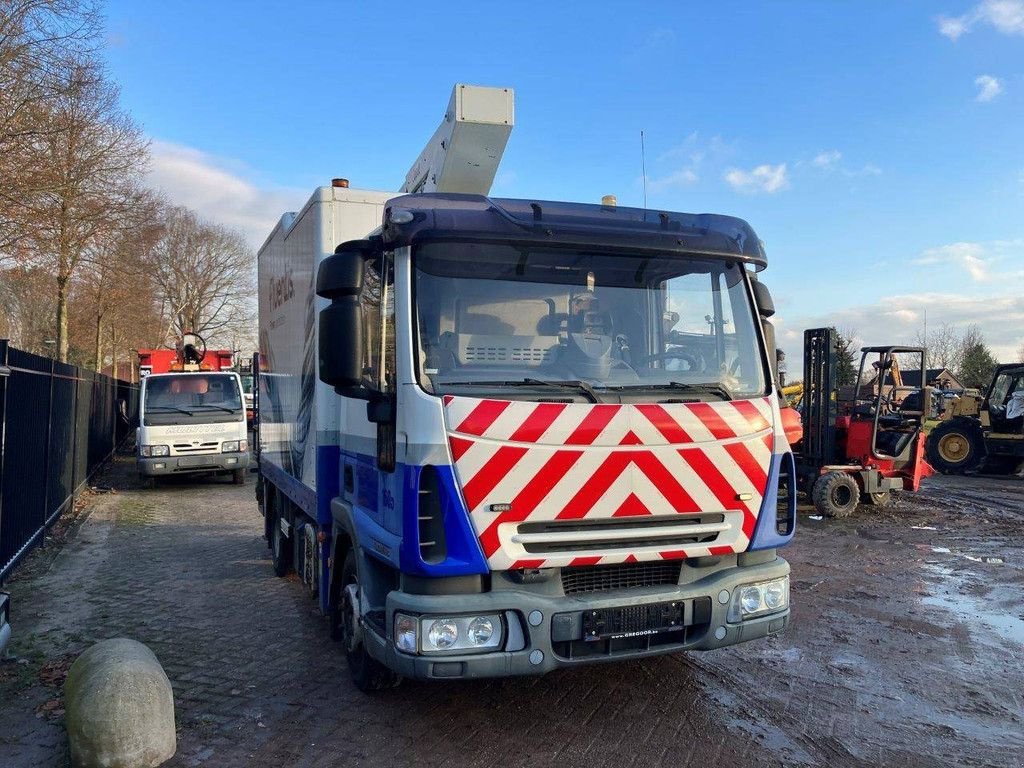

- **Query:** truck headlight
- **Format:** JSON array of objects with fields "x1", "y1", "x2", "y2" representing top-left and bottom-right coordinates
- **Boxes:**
[
  {"x1": 728, "y1": 576, "x2": 789, "y2": 623},
  {"x1": 141, "y1": 445, "x2": 169, "y2": 458},
  {"x1": 395, "y1": 613, "x2": 504, "y2": 654},
  {"x1": 221, "y1": 441, "x2": 243, "y2": 453}
]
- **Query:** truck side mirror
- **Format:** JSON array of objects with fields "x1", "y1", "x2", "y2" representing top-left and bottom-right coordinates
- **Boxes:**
[
  {"x1": 316, "y1": 239, "x2": 373, "y2": 299},
  {"x1": 751, "y1": 280, "x2": 775, "y2": 318},
  {"x1": 316, "y1": 239, "x2": 380, "y2": 395}
]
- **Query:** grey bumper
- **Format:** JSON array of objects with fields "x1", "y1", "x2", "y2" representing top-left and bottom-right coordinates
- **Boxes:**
[
  {"x1": 367, "y1": 556, "x2": 790, "y2": 680},
  {"x1": 137, "y1": 452, "x2": 250, "y2": 476}
]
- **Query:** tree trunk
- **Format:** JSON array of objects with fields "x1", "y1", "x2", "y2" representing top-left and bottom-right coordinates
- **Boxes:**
[
  {"x1": 56, "y1": 275, "x2": 69, "y2": 362},
  {"x1": 94, "y1": 313, "x2": 103, "y2": 371}
]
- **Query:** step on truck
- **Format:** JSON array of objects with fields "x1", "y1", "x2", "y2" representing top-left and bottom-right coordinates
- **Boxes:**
[{"x1": 254, "y1": 84, "x2": 796, "y2": 690}]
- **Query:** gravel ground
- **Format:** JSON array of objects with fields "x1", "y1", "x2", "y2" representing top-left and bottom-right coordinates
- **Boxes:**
[{"x1": 1, "y1": 451, "x2": 1021, "y2": 768}]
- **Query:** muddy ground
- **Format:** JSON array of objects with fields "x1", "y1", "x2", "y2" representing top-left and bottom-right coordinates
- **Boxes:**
[{"x1": 0, "y1": 453, "x2": 1021, "y2": 767}]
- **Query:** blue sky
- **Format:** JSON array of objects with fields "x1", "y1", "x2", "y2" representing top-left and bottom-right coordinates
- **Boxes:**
[{"x1": 103, "y1": 0, "x2": 1023, "y2": 363}]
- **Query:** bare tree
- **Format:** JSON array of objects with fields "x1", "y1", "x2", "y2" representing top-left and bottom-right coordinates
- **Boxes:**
[
  {"x1": 915, "y1": 322, "x2": 962, "y2": 373},
  {"x1": 1017, "y1": 341, "x2": 1024, "y2": 364},
  {"x1": 0, "y1": 0, "x2": 102, "y2": 253},
  {"x1": 145, "y1": 206, "x2": 255, "y2": 348},
  {"x1": 18, "y1": 59, "x2": 149, "y2": 361}
]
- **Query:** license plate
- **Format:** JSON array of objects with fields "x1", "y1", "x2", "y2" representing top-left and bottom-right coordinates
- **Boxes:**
[
  {"x1": 581, "y1": 601, "x2": 686, "y2": 642},
  {"x1": 179, "y1": 456, "x2": 216, "y2": 468}
]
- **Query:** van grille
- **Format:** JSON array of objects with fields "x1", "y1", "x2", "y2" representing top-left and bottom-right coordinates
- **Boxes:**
[
  {"x1": 172, "y1": 442, "x2": 219, "y2": 454},
  {"x1": 561, "y1": 561, "x2": 682, "y2": 594}
]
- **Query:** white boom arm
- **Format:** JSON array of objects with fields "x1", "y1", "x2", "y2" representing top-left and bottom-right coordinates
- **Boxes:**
[{"x1": 400, "y1": 84, "x2": 514, "y2": 196}]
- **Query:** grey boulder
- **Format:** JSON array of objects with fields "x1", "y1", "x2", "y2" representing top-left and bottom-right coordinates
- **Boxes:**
[{"x1": 64, "y1": 638, "x2": 176, "y2": 768}]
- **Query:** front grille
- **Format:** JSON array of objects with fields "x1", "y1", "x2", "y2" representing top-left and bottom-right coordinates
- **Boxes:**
[
  {"x1": 514, "y1": 514, "x2": 726, "y2": 555},
  {"x1": 561, "y1": 561, "x2": 682, "y2": 594},
  {"x1": 172, "y1": 442, "x2": 219, "y2": 455}
]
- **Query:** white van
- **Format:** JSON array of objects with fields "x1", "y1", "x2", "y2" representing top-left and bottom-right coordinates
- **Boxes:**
[{"x1": 137, "y1": 372, "x2": 250, "y2": 486}]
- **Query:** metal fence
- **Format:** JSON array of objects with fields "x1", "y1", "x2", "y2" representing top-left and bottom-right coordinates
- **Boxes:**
[{"x1": 0, "y1": 339, "x2": 138, "y2": 583}]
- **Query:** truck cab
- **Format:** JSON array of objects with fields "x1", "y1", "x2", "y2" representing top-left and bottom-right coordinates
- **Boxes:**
[
  {"x1": 258, "y1": 191, "x2": 795, "y2": 690},
  {"x1": 137, "y1": 371, "x2": 250, "y2": 486}
]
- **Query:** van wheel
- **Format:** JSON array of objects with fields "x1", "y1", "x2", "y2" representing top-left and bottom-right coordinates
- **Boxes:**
[
  {"x1": 336, "y1": 550, "x2": 401, "y2": 693},
  {"x1": 271, "y1": 513, "x2": 291, "y2": 577},
  {"x1": 812, "y1": 472, "x2": 860, "y2": 518}
]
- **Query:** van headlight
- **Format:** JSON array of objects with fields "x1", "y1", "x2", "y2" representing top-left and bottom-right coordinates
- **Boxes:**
[
  {"x1": 727, "y1": 576, "x2": 789, "y2": 622},
  {"x1": 141, "y1": 445, "x2": 169, "y2": 458},
  {"x1": 394, "y1": 613, "x2": 504, "y2": 654}
]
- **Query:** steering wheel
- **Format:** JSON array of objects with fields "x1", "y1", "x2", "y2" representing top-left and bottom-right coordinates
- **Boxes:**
[{"x1": 635, "y1": 347, "x2": 703, "y2": 372}]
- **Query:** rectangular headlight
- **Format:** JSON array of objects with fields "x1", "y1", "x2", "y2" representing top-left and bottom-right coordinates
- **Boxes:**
[
  {"x1": 142, "y1": 445, "x2": 169, "y2": 458},
  {"x1": 221, "y1": 441, "x2": 239, "y2": 453},
  {"x1": 396, "y1": 613, "x2": 504, "y2": 655},
  {"x1": 728, "y1": 576, "x2": 789, "y2": 623}
]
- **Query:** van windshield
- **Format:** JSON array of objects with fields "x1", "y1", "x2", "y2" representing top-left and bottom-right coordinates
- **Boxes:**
[
  {"x1": 143, "y1": 374, "x2": 243, "y2": 425},
  {"x1": 413, "y1": 243, "x2": 767, "y2": 401}
]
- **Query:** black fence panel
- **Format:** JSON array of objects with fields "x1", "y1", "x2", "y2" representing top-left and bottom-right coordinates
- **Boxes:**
[{"x1": 0, "y1": 340, "x2": 138, "y2": 582}]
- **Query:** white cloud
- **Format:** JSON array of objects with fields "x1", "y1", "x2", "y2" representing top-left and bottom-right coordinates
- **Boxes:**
[
  {"x1": 937, "y1": 0, "x2": 1024, "y2": 39},
  {"x1": 776, "y1": 292, "x2": 1024, "y2": 368},
  {"x1": 938, "y1": 14, "x2": 972, "y2": 39},
  {"x1": 974, "y1": 74, "x2": 1004, "y2": 102},
  {"x1": 724, "y1": 163, "x2": 789, "y2": 194},
  {"x1": 812, "y1": 150, "x2": 842, "y2": 170},
  {"x1": 647, "y1": 168, "x2": 699, "y2": 192},
  {"x1": 147, "y1": 140, "x2": 306, "y2": 247},
  {"x1": 913, "y1": 241, "x2": 992, "y2": 281}
]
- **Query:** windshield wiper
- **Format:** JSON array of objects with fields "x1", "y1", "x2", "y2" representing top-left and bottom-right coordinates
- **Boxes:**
[
  {"x1": 440, "y1": 378, "x2": 601, "y2": 403},
  {"x1": 190, "y1": 404, "x2": 239, "y2": 413},
  {"x1": 617, "y1": 381, "x2": 733, "y2": 401},
  {"x1": 664, "y1": 382, "x2": 733, "y2": 401},
  {"x1": 146, "y1": 405, "x2": 194, "y2": 416}
]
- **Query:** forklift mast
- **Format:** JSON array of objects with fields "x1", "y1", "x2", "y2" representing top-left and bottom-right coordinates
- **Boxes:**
[{"x1": 800, "y1": 327, "x2": 839, "y2": 479}]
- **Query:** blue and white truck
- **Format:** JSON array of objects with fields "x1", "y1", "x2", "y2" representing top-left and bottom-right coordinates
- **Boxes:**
[{"x1": 255, "y1": 84, "x2": 796, "y2": 691}]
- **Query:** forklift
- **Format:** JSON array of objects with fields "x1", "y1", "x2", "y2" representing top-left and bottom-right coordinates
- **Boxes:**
[
  {"x1": 797, "y1": 328, "x2": 934, "y2": 517},
  {"x1": 926, "y1": 363, "x2": 1024, "y2": 474}
]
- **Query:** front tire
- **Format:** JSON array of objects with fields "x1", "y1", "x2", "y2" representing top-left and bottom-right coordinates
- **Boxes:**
[
  {"x1": 336, "y1": 550, "x2": 400, "y2": 693},
  {"x1": 232, "y1": 468, "x2": 245, "y2": 485},
  {"x1": 864, "y1": 490, "x2": 891, "y2": 507},
  {"x1": 812, "y1": 471, "x2": 861, "y2": 518},
  {"x1": 926, "y1": 419, "x2": 985, "y2": 474}
]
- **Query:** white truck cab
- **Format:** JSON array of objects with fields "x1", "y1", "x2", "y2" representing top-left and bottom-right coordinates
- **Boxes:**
[{"x1": 137, "y1": 371, "x2": 250, "y2": 485}]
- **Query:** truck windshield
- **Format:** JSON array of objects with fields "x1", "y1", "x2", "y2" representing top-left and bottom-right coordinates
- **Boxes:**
[
  {"x1": 413, "y1": 243, "x2": 767, "y2": 400},
  {"x1": 143, "y1": 374, "x2": 243, "y2": 425}
]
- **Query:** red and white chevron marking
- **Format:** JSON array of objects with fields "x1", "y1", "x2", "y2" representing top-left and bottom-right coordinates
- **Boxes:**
[{"x1": 442, "y1": 395, "x2": 780, "y2": 570}]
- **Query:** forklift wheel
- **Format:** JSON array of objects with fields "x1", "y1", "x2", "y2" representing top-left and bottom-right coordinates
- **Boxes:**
[
  {"x1": 812, "y1": 472, "x2": 860, "y2": 518},
  {"x1": 864, "y1": 491, "x2": 891, "y2": 507},
  {"x1": 925, "y1": 419, "x2": 985, "y2": 475}
]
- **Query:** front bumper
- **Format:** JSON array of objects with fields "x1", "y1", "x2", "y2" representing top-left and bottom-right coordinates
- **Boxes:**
[
  {"x1": 137, "y1": 452, "x2": 250, "y2": 477},
  {"x1": 367, "y1": 556, "x2": 790, "y2": 680}
]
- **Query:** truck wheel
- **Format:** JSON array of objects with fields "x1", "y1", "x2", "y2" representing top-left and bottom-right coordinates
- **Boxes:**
[
  {"x1": 145, "y1": 476, "x2": 157, "y2": 490},
  {"x1": 926, "y1": 420, "x2": 985, "y2": 475},
  {"x1": 812, "y1": 472, "x2": 860, "y2": 518},
  {"x1": 271, "y1": 513, "x2": 292, "y2": 577},
  {"x1": 232, "y1": 468, "x2": 245, "y2": 485},
  {"x1": 336, "y1": 550, "x2": 400, "y2": 693}
]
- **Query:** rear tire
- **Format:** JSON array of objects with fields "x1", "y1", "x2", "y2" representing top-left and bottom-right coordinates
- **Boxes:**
[
  {"x1": 336, "y1": 550, "x2": 400, "y2": 693},
  {"x1": 812, "y1": 471, "x2": 861, "y2": 518},
  {"x1": 926, "y1": 419, "x2": 985, "y2": 474},
  {"x1": 271, "y1": 512, "x2": 291, "y2": 577}
]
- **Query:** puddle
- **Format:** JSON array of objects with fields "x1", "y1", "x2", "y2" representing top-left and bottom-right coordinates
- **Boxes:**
[{"x1": 921, "y1": 564, "x2": 1024, "y2": 644}]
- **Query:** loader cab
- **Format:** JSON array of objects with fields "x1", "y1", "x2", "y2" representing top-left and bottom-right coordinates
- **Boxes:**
[
  {"x1": 849, "y1": 346, "x2": 929, "y2": 466},
  {"x1": 984, "y1": 364, "x2": 1024, "y2": 434}
]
